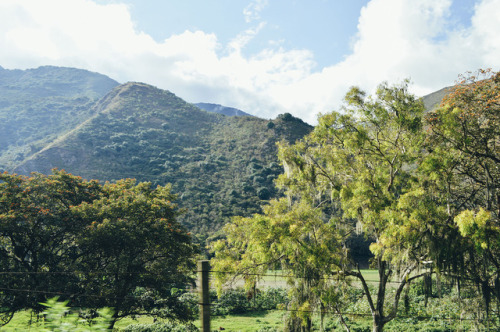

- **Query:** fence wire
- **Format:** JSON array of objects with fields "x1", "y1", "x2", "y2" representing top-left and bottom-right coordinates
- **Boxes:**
[{"x1": 0, "y1": 267, "x2": 498, "y2": 325}]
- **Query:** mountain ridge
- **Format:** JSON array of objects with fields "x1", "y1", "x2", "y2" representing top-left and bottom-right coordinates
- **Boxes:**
[
  {"x1": 12, "y1": 78, "x2": 313, "y2": 233},
  {"x1": 194, "y1": 102, "x2": 253, "y2": 117},
  {"x1": 0, "y1": 65, "x2": 119, "y2": 170},
  {"x1": 2, "y1": 65, "x2": 451, "y2": 235}
]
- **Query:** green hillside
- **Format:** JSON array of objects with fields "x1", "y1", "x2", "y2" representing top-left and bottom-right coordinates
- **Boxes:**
[
  {"x1": 14, "y1": 81, "x2": 313, "y2": 234},
  {"x1": 0, "y1": 66, "x2": 119, "y2": 170},
  {"x1": 2, "y1": 65, "x2": 449, "y2": 236}
]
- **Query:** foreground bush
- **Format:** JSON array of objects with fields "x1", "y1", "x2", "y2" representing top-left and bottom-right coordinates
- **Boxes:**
[{"x1": 121, "y1": 322, "x2": 198, "y2": 332}]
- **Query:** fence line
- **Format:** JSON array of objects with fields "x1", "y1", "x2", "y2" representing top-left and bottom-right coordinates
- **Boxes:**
[
  {"x1": 202, "y1": 270, "x2": 498, "y2": 316},
  {"x1": 0, "y1": 268, "x2": 491, "y2": 300},
  {"x1": 0, "y1": 286, "x2": 494, "y2": 323},
  {"x1": 207, "y1": 269, "x2": 485, "y2": 288},
  {"x1": 0, "y1": 264, "x2": 498, "y2": 330},
  {"x1": 0, "y1": 268, "x2": 487, "y2": 288},
  {"x1": 199, "y1": 265, "x2": 499, "y2": 331}
]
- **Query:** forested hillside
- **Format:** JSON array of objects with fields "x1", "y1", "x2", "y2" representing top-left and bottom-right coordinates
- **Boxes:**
[
  {"x1": 11, "y1": 79, "x2": 312, "y2": 234},
  {"x1": 0, "y1": 66, "x2": 119, "y2": 170},
  {"x1": 1, "y1": 65, "x2": 446, "y2": 237}
]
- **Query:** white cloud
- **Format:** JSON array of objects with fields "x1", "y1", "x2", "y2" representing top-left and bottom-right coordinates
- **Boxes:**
[
  {"x1": 276, "y1": 0, "x2": 500, "y2": 124},
  {"x1": 0, "y1": 0, "x2": 498, "y2": 125},
  {"x1": 228, "y1": 22, "x2": 267, "y2": 54},
  {"x1": 243, "y1": 0, "x2": 269, "y2": 23},
  {"x1": 0, "y1": 0, "x2": 155, "y2": 71}
]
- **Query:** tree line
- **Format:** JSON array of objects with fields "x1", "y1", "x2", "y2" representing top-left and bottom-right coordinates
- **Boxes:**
[
  {"x1": 0, "y1": 170, "x2": 196, "y2": 329},
  {"x1": 212, "y1": 69, "x2": 500, "y2": 332}
]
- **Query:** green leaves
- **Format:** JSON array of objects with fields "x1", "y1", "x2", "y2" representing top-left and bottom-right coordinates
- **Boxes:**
[
  {"x1": 39, "y1": 297, "x2": 113, "y2": 332},
  {"x1": 213, "y1": 79, "x2": 429, "y2": 330},
  {"x1": 454, "y1": 208, "x2": 496, "y2": 252},
  {"x1": 0, "y1": 170, "x2": 196, "y2": 327}
]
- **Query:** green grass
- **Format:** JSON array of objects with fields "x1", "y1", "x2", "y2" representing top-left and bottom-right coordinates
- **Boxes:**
[
  {"x1": 2, "y1": 310, "x2": 161, "y2": 331},
  {"x1": 3, "y1": 310, "x2": 284, "y2": 331},
  {"x1": 359, "y1": 269, "x2": 380, "y2": 285},
  {"x1": 200, "y1": 310, "x2": 285, "y2": 332},
  {"x1": 0, "y1": 270, "x2": 389, "y2": 331},
  {"x1": 1, "y1": 310, "x2": 36, "y2": 331}
]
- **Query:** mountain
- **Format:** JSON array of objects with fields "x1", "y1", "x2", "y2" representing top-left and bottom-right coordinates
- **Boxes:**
[
  {"x1": 194, "y1": 102, "x2": 253, "y2": 117},
  {"x1": 0, "y1": 66, "x2": 119, "y2": 171},
  {"x1": 1, "y1": 65, "x2": 453, "y2": 236},
  {"x1": 13, "y1": 81, "x2": 313, "y2": 234},
  {"x1": 193, "y1": 87, "x2": 450, "y2": 119},
  {"x1": 421, "y1": 86, "x2": 452, "y2": 110}
]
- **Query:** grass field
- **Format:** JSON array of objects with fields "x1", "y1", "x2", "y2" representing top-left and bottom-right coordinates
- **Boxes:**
[
  {"x1": 200, "y1": 310, "x2": 285, "y2": 332},
  {"x1": 0, "y1": 270, "x2": 389, "y2": 331},
  {"x1": 2, "y1": 310, "x2": 285, "y2": 331}
]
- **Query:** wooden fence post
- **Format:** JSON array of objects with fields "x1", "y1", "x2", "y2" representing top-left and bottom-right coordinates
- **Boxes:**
[{"x1": 199, "y1": 260, "x2": 210, "y2": 332}]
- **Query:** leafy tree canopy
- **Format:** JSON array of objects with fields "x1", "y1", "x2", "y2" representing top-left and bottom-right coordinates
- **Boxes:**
[
  {"x1": 0, "y1": 169, "x2": 196, "y2": 328},
  {"x1": 424, "y1": 69, "x2": 500, "y2": 315},
  {"x1": 213, "y1": 80, "x2": 430, "y2": 332}
]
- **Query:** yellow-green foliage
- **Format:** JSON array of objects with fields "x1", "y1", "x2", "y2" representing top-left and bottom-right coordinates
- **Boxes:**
[{"x1": 455, "y1": 208, "x2": 494, "y2": 251}]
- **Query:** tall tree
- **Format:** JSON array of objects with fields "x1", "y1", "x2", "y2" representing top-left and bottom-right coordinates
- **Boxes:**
[
  {"x1": 213, "y1": 80, "x2": 430, "y2": 332},
  {"x1": 0, "y1": 170, "x2": 196, "y2": 328},
  {"x1": 72, "y1": 179, "x2": 196, "y2": 328},
  {"x1": 0, "y1": 170, "x2": 101, "y2": 325},
  {"x1": 424, "y1": 69, "x2": 500, "y2": 320}
]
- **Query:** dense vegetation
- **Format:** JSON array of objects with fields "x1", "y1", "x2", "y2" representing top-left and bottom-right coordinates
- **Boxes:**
[
  {"x1": 0, "y1": 170, "x2": 196, "y2": 329},
  {"x1": 0, "y1": 66, "x2": 118, "y2": 170},
  {"x1": 213, "y1": 69, "x2": 500, "y2": 332},
  {"x1": 1, "y1": 65, "x2": 498, "y2": 331},
  {"x1": 13, "y1": 81, "x2": 312, "y2": 235}
]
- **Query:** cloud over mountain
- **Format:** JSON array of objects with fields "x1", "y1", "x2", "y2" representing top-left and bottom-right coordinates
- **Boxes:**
[{"x1": 0, "y1": 0, "x2": 498, "y2": 124}]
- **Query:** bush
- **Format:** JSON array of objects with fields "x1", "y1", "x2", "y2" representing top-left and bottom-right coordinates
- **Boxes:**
[
  {"x1": 254, "y1": 287, "x2": 289, "y2": 310},
  {"x1": 39, "y1": 297, "x2": 113, "y2": 331},
  {"x1": 122, "y1": 322, "x2": 198, "y2": 332},
  {"x1": 278, "y1": 113, "x2": 293, "y2": 121},
  {"x1": 209, "y1": 287, "x2": 289, "y2": 316},
  {"x1": 211, "y1": 289, "x2": 250, "y2": 315},
  {"x1": 257, "y1": 187, "x2": 271, "y2": 200},
  {"x1": 179, "y1": 292, "x2": 199, "y2": 316}
]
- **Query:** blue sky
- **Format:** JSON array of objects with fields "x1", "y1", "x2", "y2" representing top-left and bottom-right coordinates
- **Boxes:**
[
  {"x1": 0, "y1": 0, "x2": 498, "y2": 124},
  {"x1": 119, "y1": 0, "x2": 369, "y2": 69}
]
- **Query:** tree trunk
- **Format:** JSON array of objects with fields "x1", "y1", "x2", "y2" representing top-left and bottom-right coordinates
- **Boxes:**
[
  {"x1": 335, "y1": 305, "x2": 351, "y2": 332},
  {"x1": 352, "y1": 258, "x2": 420, "y2": 332},
  {"x1": 302, "y1": 316, "x2": 312, "y2": 332},
  {"x1": 108, "y1": 311, "x2": 119, "y2": 330},
  {"x1": 372, "y1": 258, "x2": 388, "y2": 332},
  {"x1": 372, "y1": 314, "x2": 386, "y2": 332}
]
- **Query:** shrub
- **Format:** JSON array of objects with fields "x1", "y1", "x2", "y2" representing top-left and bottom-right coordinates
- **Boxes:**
[
  {"x1": 209, "y1": 287, "x2": 289, "y2": 316},
  {"x1": 39, "y1": 297, "x2": 113, "y2": 331},
  {"x1": 122, "y1": 322, "x2": 198, "y2": 332}
]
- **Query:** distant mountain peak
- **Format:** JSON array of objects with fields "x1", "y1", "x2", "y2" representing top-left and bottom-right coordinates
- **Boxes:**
[
  {"x1": 421, "y1": 86, "x2": 453, "y2": 111},
  {"x1": 195, "y1": 102, "x2": 252, "y2": 117}
]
